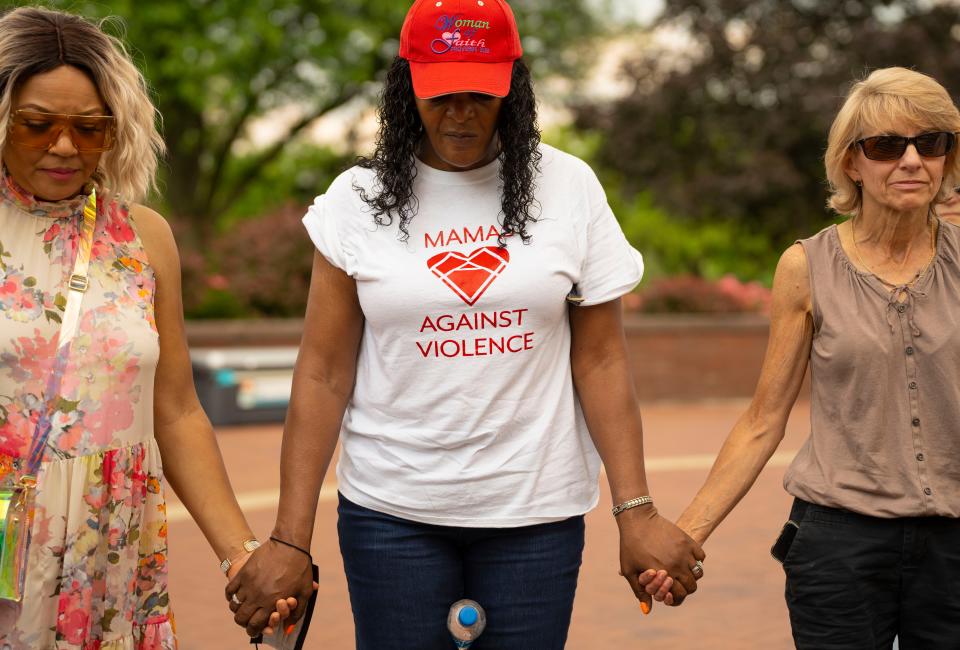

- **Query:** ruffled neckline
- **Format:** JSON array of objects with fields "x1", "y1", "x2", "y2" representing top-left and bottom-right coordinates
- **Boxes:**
[
  {"x1": 828, "y1": 220, "x2": 943, "y2": 294},
  {"x1": 0, "y1": 167, "x2": 89, "y2": 220}
]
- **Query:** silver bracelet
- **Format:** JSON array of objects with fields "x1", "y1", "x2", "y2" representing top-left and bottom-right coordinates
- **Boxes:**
[{"x1": 611, "y1": 496, "x2": 653, "y2": 516}]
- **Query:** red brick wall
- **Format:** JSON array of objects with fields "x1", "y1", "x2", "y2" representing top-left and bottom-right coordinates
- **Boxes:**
[{"x1": 624, "y1": 314, "x2": 770, "y2": 401}]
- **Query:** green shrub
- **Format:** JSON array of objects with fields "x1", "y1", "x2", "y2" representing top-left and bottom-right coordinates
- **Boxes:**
[
  {"x1": 611, "y1": 190, "x2": 779, "y2": 285},
  {"x1": 544, "y1": 126, "x2": 781, "y2": 286}
]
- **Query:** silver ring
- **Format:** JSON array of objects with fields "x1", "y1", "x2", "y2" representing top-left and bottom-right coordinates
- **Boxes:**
[
  {"x1": 231, "y1": 593, "x2": 242, "y2": 606},
  {"x1": 691, "y1": 560, "x2": 704, "y2": 578}
]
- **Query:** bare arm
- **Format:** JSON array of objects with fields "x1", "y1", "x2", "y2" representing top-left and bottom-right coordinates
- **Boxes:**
[
  {"x1": 569, "y1": 298, "x2": 704, "y2": 608},
  {"x1": 134, "y1": 204, "x2": 256, "y2": 566},
  {"x1": 676, "y1": 244, "x2": 813, "y2": 545},
  {"x1": 227, "y1": 250, "x2": 364, "y2": 635},
  {"x1": 569, "y1": 299, "x2": 650, "y2": 505},
  {"x1": 273, "y1": 252, "x2": 363, "y2": 546}
]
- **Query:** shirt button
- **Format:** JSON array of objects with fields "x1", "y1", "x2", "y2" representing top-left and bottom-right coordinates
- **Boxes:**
[
  {"x1": 912, "y1": 418, "x2": 921, "y2": 426},
  {"x1": 923, "y1": 487, "x2": 932, "y2": 495},
  {"x1": 909, "y1": 381, "x2": 918, "y2": 390},
  {"x1": 905, "y1": 346, "x2": 914, "y2": 355},
  {"x1": 897, "y1": 304, "x2": 907, "y2": 313},
  {"x1": 916, "y1": 453, "x2": 925, "y2": 461}
]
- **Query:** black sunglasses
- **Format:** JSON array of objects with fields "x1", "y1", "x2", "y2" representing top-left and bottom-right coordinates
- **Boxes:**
[{"x1": 855, "y1": 131, "x2": 956, "y2": 161}]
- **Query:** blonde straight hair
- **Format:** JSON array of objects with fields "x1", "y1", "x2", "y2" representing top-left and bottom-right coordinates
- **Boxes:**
[
  {"x1": 0, "y1": 7, "x2": 165, "y2": 203},
  {"x1": 824, "y1": 67, "x2": 960, "y2": 217}
]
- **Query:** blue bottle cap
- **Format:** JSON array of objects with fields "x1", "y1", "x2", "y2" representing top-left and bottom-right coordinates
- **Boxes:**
[{"x1": 458, "y1": 606, "x2": 479, "y2": 627}]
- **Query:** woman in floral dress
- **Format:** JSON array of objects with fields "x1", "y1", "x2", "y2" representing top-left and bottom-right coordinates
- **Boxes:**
[{"x1": 0, "y1": 8, "x2": 292, "y2": 648}]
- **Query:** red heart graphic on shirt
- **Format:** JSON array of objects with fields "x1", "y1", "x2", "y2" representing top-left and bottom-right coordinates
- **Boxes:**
[{"x1": 427, "y1": 246, "x2": 510, "y2": 306}]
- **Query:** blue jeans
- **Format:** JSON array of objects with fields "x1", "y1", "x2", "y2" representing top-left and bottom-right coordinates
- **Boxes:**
[
  {"x1": 782, "y1": 498, "x2": 960, "y2": 649},
  {"x1": 337, "y1": 493, "x2": 585, "y2": 650}
]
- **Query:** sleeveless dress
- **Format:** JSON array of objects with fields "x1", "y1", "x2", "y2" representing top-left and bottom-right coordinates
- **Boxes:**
[{"x1": 0, "y1": 172, "x2": 176, "y2": 649}]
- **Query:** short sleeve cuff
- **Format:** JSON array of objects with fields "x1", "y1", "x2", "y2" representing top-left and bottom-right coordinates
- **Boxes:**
[
  {"x1": 577, "y1": 247, "x2": 644, "y2": 306},
  {"x1": 302, "y1": 194, "x2": 356, "y2": 276}
]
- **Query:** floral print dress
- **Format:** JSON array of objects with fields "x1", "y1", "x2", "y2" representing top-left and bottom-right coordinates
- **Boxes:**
[{"x1": 0, "y1": 172, "x2": 176, "y2": 649}]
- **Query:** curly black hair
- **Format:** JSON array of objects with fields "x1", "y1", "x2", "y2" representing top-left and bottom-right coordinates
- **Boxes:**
[{"x1": 355, "y1": 57, "x2": 542, "y2": 246}]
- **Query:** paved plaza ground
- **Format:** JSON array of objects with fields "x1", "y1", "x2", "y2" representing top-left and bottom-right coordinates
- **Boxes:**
[{"x1": 166, "y1": 398, "x2": 812, "y2": 649}]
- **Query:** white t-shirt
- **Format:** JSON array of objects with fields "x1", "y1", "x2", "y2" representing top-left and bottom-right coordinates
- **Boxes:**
[{"x1": 302, "y1": 143, "x2": 643, "y2": 527}]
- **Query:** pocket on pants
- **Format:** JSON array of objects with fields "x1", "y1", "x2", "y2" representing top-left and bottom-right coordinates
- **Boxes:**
[
  {"x1": 780, "y1": 504, "x2": 848, "y2": 571},
  {"x1": 780, "y1": 521, "x2": 809, "y2": 569}
]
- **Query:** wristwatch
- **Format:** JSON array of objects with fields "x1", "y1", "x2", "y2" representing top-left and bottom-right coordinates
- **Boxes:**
[{"x1": 219, "y1": 538, "x2": 261, "y2": 574}]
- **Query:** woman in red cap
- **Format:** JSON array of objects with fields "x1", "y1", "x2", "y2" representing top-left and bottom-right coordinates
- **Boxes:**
[{"x1": 226, "y1": 1, "x2": 704, "y2": 646}]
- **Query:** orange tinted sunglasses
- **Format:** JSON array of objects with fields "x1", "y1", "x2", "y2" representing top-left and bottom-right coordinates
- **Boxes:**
[{"x1": 8, "y1": 109, "x2": 116, "y2": 153}]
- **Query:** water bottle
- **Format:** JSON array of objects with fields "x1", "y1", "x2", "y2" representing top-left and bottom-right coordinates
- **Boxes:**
[{"x1": 447, "y1": 599, "x2": 486, "y2": 649}]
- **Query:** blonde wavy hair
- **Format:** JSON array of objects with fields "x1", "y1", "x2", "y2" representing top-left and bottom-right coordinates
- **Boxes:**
[
  {"x1": 825, "y1": 67, "x2": 960, "y2": 217},
  {"x1": 0, "y1": 6, "x2": 164, "y2": 203}
]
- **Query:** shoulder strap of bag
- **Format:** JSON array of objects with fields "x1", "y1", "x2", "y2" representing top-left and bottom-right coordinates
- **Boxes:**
[{"x1": 23, "y1": 190, "x2": 98, "y2": 476}]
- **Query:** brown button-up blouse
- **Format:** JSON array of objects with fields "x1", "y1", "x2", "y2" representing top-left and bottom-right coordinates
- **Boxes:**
[{"x1": 784, "y1": 220, "x2": 960, "y2": 518}]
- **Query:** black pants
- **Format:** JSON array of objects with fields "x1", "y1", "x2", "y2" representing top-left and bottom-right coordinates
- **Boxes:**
[{"x1": 781, "y1": 498, "x2": 960, "y2": 649}]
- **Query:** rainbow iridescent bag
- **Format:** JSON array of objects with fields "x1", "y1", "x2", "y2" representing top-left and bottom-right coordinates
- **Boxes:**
[
  {"x1": 0, "y1": 191, "x2": 97, "y2": 602},
  {"x1": 0, "y1": 476, "x2": 36, "y2": 601}
]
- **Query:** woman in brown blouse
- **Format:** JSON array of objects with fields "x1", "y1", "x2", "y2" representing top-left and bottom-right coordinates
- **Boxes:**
[{"x1": 644, "y1": 67, "x2": 960, "y2": 647}]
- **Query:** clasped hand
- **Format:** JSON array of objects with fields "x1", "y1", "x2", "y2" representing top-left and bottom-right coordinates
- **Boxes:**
[
  {"x1": 225, "y1": 540, "x2": 317, "y2": 637},
  {"x1": 616, "y1": 507, "x2": 705, "y2": 612}
]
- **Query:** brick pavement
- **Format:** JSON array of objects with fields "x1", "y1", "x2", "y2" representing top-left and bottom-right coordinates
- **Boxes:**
[{"x1": 166, "y1": 399, "x2": 811, "y2": 649}]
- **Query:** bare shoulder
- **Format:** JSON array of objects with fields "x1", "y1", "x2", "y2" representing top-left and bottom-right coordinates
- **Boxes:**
[
  {"x1": 129, "y1": 203, "x2": 174, "y2": 246},
  {"x1": 941, "y1": 215, "x2": 960, "y2": 228},
  {"x1": 128, "y1": 203, "x2": 179, "y2": 275},
  {"x1": 771, "y1": 243, "x2": 811, "y2": 314},
  {"x1": 775, "y1": 243, "x2": 808, "y2": 279}
]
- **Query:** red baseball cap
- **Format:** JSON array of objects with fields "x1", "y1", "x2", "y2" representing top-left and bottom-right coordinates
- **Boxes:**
[{"x1": 399, "y1": 0, "x2": 523, "y2": 99}]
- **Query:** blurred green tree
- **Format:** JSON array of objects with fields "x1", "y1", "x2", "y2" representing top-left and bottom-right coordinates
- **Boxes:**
[
  {"x1": 576, "y1": 0, "x2": 960, "y2": 246},
  {"x1": 30, "y1": 0, "x2": 604, "y2": 244}
]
